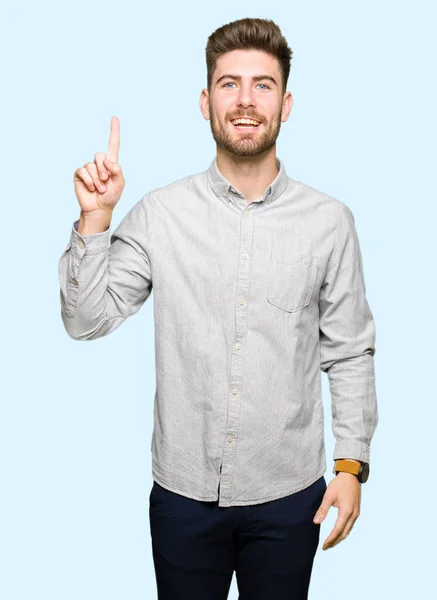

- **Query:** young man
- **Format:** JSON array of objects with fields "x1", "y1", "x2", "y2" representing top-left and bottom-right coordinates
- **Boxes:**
[{"x1": 59, "y1": 17, "x2": 378, "y2": 600}]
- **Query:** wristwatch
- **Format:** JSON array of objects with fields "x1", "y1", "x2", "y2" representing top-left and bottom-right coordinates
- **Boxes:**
[{"x1": 333, "y1": 459, "x2": 370, "y2": 483}]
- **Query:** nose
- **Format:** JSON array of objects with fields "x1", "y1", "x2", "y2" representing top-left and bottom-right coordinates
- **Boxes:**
[{"x1": 237, "y1": 83, "x2": 256, "y2": 108}]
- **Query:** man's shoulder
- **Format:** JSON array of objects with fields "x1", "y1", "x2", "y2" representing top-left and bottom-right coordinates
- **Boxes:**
[
  {"x1": 288, "y1": 175, "x2": 353, "y2": 220},
  {"x1": 143, "y1": 166, "x2": 207, "y2": 205}
]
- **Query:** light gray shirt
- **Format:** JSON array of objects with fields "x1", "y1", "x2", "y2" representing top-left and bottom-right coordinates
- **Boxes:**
[{"x1": 58, "y1": 156, "x2": 378, "y2": 507}]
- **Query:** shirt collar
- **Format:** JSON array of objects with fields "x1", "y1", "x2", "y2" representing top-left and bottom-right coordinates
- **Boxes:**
[{"x1": 207, "y1": 155, "x2": 289, "y2": 204}]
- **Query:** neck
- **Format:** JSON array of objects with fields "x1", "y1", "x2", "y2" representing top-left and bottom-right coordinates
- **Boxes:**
[{"x1": 216, "y1": 146, "x2": 279, "y2": 203}]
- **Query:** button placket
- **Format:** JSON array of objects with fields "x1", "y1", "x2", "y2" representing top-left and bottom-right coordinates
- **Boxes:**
[{"x1": 218, "y1": 207, "x2": 255, "y2": 507}]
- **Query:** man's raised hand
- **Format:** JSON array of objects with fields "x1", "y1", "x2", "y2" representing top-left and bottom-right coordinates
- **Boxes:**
[{"x1": 73, "y1": 116, "x2": 125, "y2": 216}]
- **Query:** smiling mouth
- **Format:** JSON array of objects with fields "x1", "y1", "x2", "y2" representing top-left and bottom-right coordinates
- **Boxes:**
[{"x1": 231, "y1": 121, "x2": 262, "y2": 131}]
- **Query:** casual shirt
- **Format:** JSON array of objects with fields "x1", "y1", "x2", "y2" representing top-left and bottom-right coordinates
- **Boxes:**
[{"x1": 58, "y1": 156, "x2": 378, "y2": 507}]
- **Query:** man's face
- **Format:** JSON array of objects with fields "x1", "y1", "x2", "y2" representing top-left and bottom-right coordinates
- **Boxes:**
[{"x1": 201, "y1": 49, "x2": 292, "y2": 157}]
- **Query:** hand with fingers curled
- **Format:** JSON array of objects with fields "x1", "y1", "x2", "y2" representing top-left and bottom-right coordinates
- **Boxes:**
[
  {"x1": 73, "y1": 116, "x2": 125, "y2": 222},
  {"x1": 313, "y1": 472, "x2": 361, "y2": 551}
]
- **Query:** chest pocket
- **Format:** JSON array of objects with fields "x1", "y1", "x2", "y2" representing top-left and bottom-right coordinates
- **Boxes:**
[{"x1": 267, "y1": 253, "x2": 318, "y2": 313}]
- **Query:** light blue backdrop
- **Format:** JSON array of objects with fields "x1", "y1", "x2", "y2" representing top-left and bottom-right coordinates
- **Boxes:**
[{"x1": 2, "y1": 0, "x2": 435, "y2": 598}]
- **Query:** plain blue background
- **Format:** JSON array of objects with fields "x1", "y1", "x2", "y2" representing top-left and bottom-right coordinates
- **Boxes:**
[{"x1": 2, "y1": 0, "x2": 436, "y2": 598}]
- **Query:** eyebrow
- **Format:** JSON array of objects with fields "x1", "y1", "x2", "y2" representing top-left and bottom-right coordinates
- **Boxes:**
[{"x1": 215, "y1": 74, "x2": 278, "y2": 86}]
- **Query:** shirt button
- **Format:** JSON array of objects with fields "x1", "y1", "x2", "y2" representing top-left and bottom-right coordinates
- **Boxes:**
[
  {"x1": 232, "y1": 389, "x2": 238, "y2": 395},
  {"x1": 227, "y1": 435, "x2": 233, "y2": 443},
  {"x1": 239, "y1": 298, "x2": 245, "y2": 306},
  {"x1": 242, "y1": 253, "x2": 248, "y2": 260},
  {"x1": 235, "y1": 343, "x2": 241, "y2": 350},
  {"x1": 71, "y1": 278, "x2": 78, "y2": 285},
  {"x1": 79, "y1": 241, "x2": 85, "y2": 249}
]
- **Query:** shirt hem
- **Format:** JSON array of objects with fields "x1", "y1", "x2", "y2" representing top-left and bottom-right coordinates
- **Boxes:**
[
  {"x1": 151, "y1": 472, "x2": 218, "y2": 502},
  {"x1": 151, "y1": 467, "x2": 327, "y2": 506},
  {"x1": 231, "y1": 469, "x2": 327, "y2": 506}
]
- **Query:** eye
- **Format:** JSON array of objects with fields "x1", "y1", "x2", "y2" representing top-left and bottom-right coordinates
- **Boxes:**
[{"x1": 222, "y1": 82, "x2": 270, "y2": 89}]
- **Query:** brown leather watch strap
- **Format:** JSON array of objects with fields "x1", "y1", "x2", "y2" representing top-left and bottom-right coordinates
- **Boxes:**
[{"x1": 333, "y1": 459, "x2": 361, "y2": 476}]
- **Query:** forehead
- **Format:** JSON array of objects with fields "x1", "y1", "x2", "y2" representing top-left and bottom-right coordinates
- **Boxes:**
[{"x1": 214, "y1": 49, "x2": 280, "y2": 80}]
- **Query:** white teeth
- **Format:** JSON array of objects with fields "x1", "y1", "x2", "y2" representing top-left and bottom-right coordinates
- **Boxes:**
[{"x1": 232, "y1": 118, "x2": 260, "y2": 126}]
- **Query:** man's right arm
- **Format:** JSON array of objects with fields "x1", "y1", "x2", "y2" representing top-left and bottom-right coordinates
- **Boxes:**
[{"x1": 58, "y1": 194, "x2": 153, "y2": 341}]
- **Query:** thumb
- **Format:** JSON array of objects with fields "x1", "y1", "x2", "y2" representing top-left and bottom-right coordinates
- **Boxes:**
[{"x1": 313, "y1": 499, "x2": 331, "y2": 524}]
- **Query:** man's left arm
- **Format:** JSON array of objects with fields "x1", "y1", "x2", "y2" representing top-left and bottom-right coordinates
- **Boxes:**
[
  {"x1": 314, "y1": 202, "x2": 379, "y2": 549},
  {"x1": 319, "y1": 202, "x2": 379, "y2": 463}
]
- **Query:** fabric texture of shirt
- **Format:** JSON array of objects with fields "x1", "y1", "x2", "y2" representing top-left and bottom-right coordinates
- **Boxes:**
[{"x1": 58, "y1": 156, "x2": 378, "y2": 507}]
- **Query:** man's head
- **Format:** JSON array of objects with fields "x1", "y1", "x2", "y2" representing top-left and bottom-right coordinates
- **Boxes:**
[{"x1": 200, "y1": 18, "x2": 293, "y2": 158}]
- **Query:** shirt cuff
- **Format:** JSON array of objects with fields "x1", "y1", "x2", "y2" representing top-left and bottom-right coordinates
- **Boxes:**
[
  {"x1": 333, "y1": 440, "x2": 371, "y2": 463},
  {"x1": 69, "y1": 219, "x2": 111, "y2": 254}
]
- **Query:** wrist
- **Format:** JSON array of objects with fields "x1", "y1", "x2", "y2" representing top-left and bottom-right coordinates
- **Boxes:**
[
  {"x1": 78, "y1": 210, "x2": 112, "y2": 235},
  {"x1": 333, "y1": 458, "x2": 369, "y2": 483}
]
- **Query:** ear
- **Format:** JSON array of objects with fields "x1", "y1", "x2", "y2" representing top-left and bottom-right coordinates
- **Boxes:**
[
  {"x1": 199, "y1": 88, "x2": 211, "y2": 120},
  {"x1": 281, "y1": 92, "x2": 293, "y2": 123}
]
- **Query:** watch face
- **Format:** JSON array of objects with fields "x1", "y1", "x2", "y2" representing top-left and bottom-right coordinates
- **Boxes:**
[{"x1": 360, "y1": 462, "x2": 370, "y2": 483}]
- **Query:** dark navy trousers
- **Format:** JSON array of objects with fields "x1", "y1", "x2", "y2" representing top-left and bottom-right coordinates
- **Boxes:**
[{"x1": 148, "y1": 475, "x2": 326, "y2": 599}]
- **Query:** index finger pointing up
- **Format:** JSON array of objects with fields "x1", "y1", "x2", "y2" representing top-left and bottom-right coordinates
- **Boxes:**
[{"x1": 107, "y1": 116, "x2": 120, "y2": 163}]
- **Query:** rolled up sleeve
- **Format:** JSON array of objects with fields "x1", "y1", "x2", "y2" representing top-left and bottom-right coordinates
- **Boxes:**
[{"x1": 319, "y1": 202, "x2": 379, "y2": 463}]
